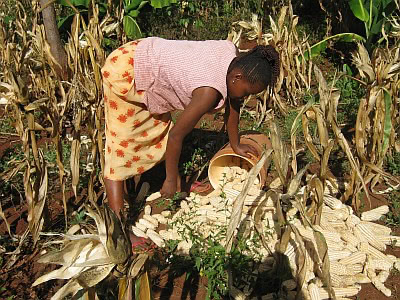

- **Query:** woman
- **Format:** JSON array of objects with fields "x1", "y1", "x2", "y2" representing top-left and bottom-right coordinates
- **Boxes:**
[{"x1": 101, "y1": 37, "x2": 280, "y2": 243}]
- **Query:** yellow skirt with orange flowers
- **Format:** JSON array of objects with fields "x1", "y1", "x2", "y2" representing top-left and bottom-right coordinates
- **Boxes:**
[{"x1": 102, "y1": 40, "x2": 172, "y2": 181}]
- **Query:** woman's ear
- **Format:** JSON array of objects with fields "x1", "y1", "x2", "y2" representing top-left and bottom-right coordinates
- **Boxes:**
[{"x1": 234, "y1": 71, "x2": 243, "y2": 81}]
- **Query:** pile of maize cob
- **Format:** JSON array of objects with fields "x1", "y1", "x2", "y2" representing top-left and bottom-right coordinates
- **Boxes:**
[{"x1": 132, "y1": 167, "x2": 400, "y2": 299}]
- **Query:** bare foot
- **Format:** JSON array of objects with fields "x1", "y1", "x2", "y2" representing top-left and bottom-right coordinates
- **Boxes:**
[{"x1": 129, "y1": 231, "x2": 156, "y2": 253}]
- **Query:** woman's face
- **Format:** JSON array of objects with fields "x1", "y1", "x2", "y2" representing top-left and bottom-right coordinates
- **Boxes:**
[{"x1": 227, "y1": 70, "x2": 267, "y2": 101}]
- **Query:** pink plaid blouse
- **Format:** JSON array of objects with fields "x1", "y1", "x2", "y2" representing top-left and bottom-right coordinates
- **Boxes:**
[{"x1": 134, "y1": 37, "x2": 237, "y2": 115}]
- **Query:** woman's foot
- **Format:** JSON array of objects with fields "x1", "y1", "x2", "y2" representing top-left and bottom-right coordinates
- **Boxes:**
[
  {"x1": 190, "y1": 179, "x2": 212, "y2": 194},
  {"x1": 129, "y1": 231, "x2": 157, "y2": 253}
]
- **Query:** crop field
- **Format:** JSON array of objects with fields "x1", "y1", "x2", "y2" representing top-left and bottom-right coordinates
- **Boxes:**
[{"x1": 0, "y1": 0, "x2": 400, "y2": 299}]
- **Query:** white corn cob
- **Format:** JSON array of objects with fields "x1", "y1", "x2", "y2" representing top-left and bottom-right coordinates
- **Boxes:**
[
  {"x1": 135, "y1": 222, "x2": 147, "y2": 232},
  {"x1": 325, "y1": 239, "x2": 344, "y2": 251},
  {"x1": 361, "y1": 205, "x2": 389, "y2": 221},
  {"x1": 339, "y1": 230, "x2": 360, "y2": 247},
  {"x1": 199, "y1": 197, "x2": 211, "y2": 205},
  {"x1": 378, "y1": 235, "x2": 400, "y2": 246},
  {"x1": 146, "y1": 229, "x2": 164, "y2": 247},
  {"x1": 350, "y1": 273, "x2": 371, "y2": 284},
  {"x1": 377, "y1": 270, "x2": 390, "y2": 283},
  {"x1": 143, "y1": 214, "x2": 159, "y2": 227},
  {"x1": 367, "y1": 259, "x2": 393, "y2": 271},
  {"x1": 346, "y1": 264, "x2": 363, "y2": 275},
  {"x1": 152, "y1": 214, "x2": 168, "y2": 224},
  {"x1": 138, "y1": 218, "x2": 157, "y2": 230},
  {"x1": 308, "y1": 283, "x2": 321, "y2": 300},
  {"x1": 355, "y1": 223, "x2": 386, "y2": 251},
  {"x1": 359, "y1": 242, "x2": 391, "y2": 262},
  {"x1": 328, "y1": 248, "x2": 352, "y2": 261},
  {"x1": 345, "y1": 214, "x2": 361, "y2": 228},
  {"x1": 360, "y1": 221, "x2": 392, "y2": 236},
  {"x1": 176, "y1": 240, "x2": 192, "y2": 255},
  {"x1": 319, "y1": 229, "x2": 342, "y2": 243},
  {"x1": 345, "y1": 244, "x2": 358, "y2": 253},
  {"x1": 330, "y1": 262, "x2": 349, "y2": 276},
  {"x1": 180, "y1": 200, "x2": 189, "y2": 209},
  {"x1": 318, "y1": 286, "x2": 360, "y2": 299},
  {"x1": 353, "y1": 226, "x2": 369, "y2": 244},
  {"x1": 367, "y1": 268, "x2": 391, "y2": 297},
  {"x1": 330, "y1": 273, "x2": 345, "y2": 287},
  {"x1": 338, "y1": 251, "x2": 366, "y2": 265},
  {"x1": 131, "y1": 226, "x2": 148, "y2": 238},
  {"x1": 323, "y1": 195, "x2": 343, "y2": 209},
  {"x1": 144, "y1": 205, "x2": 152, "y2": 215},
  {"x1": 146, "y1": 191, "x2": 161, "y2": 202},
  {"x1": 282, "y1": 279, "x2": 297, "y2": 291},
  {"x1": 161, "y1": 210, "x2": 171, "y2": 217}
]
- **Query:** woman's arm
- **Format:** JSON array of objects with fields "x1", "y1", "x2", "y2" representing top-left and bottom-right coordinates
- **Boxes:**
[
  {"x1": 161, "y1": 87, "x2": 221, "y2": 198},
  {"x1": 226, "y1": 97, "x2": 258, "y2": 158}
]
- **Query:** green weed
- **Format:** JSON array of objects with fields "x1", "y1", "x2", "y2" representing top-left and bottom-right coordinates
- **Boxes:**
[
  {"x1": 335, "y1": 75, "x2": 364, "y2": 126},
  {"x1": 182, "y1": 147, "x2": 206, "y2": 176},
  {"x1": 385, "y1": 190, "x2": 400, "y2": 227},
  {"x1": 386, "y1": 152, "x2": 400, "y2": 176}
]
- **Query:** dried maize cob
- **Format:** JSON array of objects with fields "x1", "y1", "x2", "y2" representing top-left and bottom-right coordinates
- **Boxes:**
[
  {"x1": 131, "y1": 226, "x2": 148, "y2": 238},
  {"x1": 339, "y1": 230, "x2": 360, "y2": 247},
  {"x1": 338, "y1": 251, "x2": 366, "y2": 265},
  {"x1": 135, "y1": 222, "x2": 147, "y2": 232},
  {"x1": 345, "y1": 215, "x2": 361, "y2": 228},
  {"x1": 146, "y1": 229, "x2": 165, "y2": 247},
  {"x1": 176, "y1": 240, "x2": 192, "y2": 255},
  {"x1": 361, "y1": 205, "x2": 389, "y2": 221},
  {"x1": 152, "y1": 214, "x2": 167, "y2": 224},
  {"x1": 367, "y1": 268, "x2": 391, "y2": 297},
  {"x1": 138, "y1": 218, "x2": 157, "y2": 230},
  {"x1": 328, "y1": 248, "x2": 352, "y2": 261},
  {"x1": 359, "y1": 242, "x2": 391, "y2": 262},
  {"x1": 355, "y1": 223, "x2": 386, "y2": 251},
  {"x1": 318, "y1": 286, "x2": 360, "y2": 299},
  {"x1": 308, "y1": 283, "x2": 321, "y2": 300},
  {"x1": 146, "y1": 191, "x2": 161, "y2": 202},
  {"x1": 360, "y1": 221, "x2": 391, "y2": 236},
  {"x1": 378, "y1": 235, "x2": 400, "y2": 246},
  {"x1": 353, "y1": 226, "x2": 369, "y2": 244},
  {"x1": 330, "y1": 262, "x2": 349, "y2": 275},
  {"x1": 161, "y1": 210, "x2": 171, "y2": 217},
  {"x1": 367, "y1": 258, "x2": 393, "y2": 271},
  {"x1": 377, "y1": 270, "x2": 390, "y2": 283},
  {"x1": 143, "y1": 214, "x2": 159, "y2": 227},
  {"x1": 323, "y1": 195, "x2": 343, "y2": 209},
  {"x1": 144, "y1": 205, "x2": 152, "y2": 215}
]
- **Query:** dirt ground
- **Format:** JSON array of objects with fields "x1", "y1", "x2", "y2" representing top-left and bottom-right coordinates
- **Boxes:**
[{"x1": 1, "y1": 108, "x2": 400, "y2": 299}]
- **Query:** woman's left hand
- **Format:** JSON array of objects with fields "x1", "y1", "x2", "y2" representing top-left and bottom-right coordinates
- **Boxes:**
[{"x1": 233, "y1": 143, "x2": 258, "y2": 159}]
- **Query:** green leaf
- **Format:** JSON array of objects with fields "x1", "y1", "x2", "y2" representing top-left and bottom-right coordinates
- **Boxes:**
[
  {"x1": 382, "y1": 88, "x2": 392, "y2": 155},
  {"x1": 57, "y1": 13, "x2": 76, "y2": 30},
  {"x1": 349, "y1": 0, "x2": 370, "y2": 22},
  {"x1": 302, "y1": 33, "x2": 365, "y2": 60},
  {"x1": 150, "y1": 0, "x2": 177, "y2": 9},
  {"x1": 128, "y1": 9, "x2": 140, "y2": 18},
  {"x1": 125, "y1": 0, "x2": 144, "y2": 12},
  {"x1": 123, "y1": 15, "x2": 142, "y2": 39},
  {"x1": 58, "y1": 0, "x2": 89, "y2": 7}
]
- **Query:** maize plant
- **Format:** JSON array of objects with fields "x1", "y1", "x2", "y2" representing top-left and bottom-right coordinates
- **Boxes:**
[
  {"x1": 228, "y1": 3, "x2": 313, "y2": 127},
  {"x1": 0, "y1": 0, "x2": 107, "y2": 241},
  {"x1": 348, "y1": 40, "x2": 400, "y2": 209}
]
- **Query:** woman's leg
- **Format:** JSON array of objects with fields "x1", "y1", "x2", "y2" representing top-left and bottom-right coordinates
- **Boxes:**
[{"x1": 104, "y1": 178, "x2": 124, "y2": 217}]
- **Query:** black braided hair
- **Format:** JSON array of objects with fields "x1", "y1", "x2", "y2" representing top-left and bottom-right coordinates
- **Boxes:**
[{"x1": 229, "y1": 45, "x2": 280, "y2": 88}]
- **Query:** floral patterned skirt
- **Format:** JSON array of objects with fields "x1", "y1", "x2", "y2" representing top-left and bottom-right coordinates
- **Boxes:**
[{"x1": 102, "y1": 40, "x2": 172, "y2": 181}]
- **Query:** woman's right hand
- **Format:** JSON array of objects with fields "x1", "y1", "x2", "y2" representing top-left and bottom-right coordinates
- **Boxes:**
[
  {"x1": 232, "y1": 143, "x2": 258, "y2": 159},
  {"x1": 160, "y1": 175, "x2": 181, "y2": 199}
]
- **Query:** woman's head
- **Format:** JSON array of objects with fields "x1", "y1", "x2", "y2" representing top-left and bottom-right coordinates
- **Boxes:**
[{"x1": 227, "y1": 45, "x2": 280, "y2": 100}]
